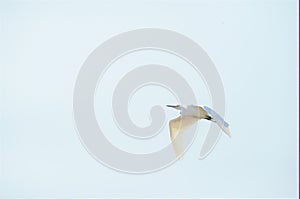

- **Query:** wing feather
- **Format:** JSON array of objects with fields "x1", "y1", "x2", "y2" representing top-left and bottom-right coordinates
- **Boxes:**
[
  {"x1": 203, "y1": 106, "x2": 231, "y2": 137},
  {"x1": 169, "y1": 116, "x2": 199, "y2": 159}
]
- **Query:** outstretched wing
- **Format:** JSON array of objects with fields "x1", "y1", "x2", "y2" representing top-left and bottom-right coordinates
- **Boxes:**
[
  {"x1": 203, "y1": 106, "x2": 231, "y2": 137},
  {"x1": 169, "y1": 116, "x2": 199, "y2": 159}
]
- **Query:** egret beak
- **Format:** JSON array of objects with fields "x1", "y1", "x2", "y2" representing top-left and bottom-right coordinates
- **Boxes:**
[{"x1": 166, "y1": 105, "x2": 180, "y2": 110}]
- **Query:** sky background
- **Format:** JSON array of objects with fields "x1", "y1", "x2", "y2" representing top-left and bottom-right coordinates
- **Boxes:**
[{"x1": 0, "y1": 0, "x2": 299, "y2": 197}]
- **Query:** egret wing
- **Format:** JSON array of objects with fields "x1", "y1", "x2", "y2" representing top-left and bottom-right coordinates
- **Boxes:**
[
  {"x1": 169, "y1": 116, "x2": 199, "y2": 159},
  {"x1": 203, "y1": 106, "x2": 231, "y2": 137}
]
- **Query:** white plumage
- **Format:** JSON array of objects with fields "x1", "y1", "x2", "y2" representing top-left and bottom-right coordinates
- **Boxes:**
[{"x1": 167, "y1": 105, "x2": 231, "y2": 159}]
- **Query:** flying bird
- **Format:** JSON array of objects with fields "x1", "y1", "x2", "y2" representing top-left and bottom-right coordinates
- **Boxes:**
[{"x1": 167, "y1": 105, "x2": 231, "y2": 159}]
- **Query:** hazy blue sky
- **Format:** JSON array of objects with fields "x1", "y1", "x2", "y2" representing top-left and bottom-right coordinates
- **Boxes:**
[{"x1": 0, "y1": 0, "x2": 298, "y2": 197}]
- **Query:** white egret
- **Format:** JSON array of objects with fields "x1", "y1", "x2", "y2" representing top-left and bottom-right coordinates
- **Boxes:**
[{"x1": 167, "y1": 105, "x2": 231, "y2": 159}]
